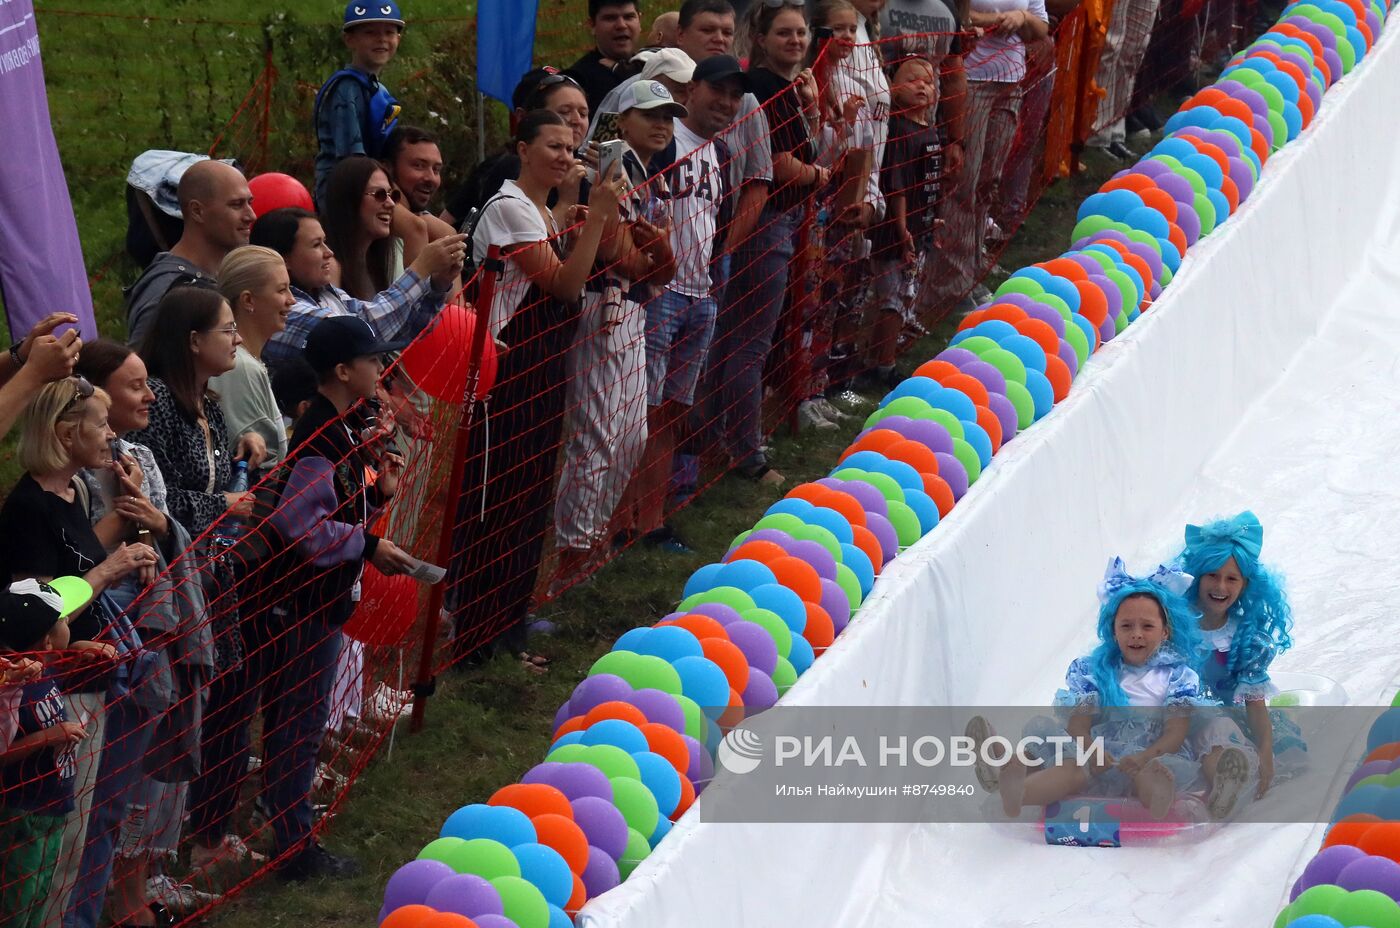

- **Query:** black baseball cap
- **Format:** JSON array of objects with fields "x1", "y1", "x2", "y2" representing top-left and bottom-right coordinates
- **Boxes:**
[
  {"x1": 692, "y1": 55, "x2": 752, "y2": 91},
  {"x1": 0, "y1": 578, "x2": 90, "y2": 651},
  {"x1": 304, "y1": 316, "x2": 405, "y2": 374}
]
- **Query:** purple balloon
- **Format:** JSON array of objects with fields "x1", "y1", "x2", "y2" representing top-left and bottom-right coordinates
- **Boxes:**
[
  {"x1": 570, "y1": 674, "x2": 634, "y2": 714},
  {"x1": 1085, "y1": 274, "x2": 1123, "y2": 318},
  {"x1": 1337, "y1": 855, "x2": 1400, "y2": 900},
  {"x1": 1097, "y1": 313, "x2": 1116, "y2": 343},
  {"x1": 1250, "y1": 112, "x2": 1274, "y2": 148},
  {"x1": 936, "y1": 347, "x2": 982, "y2": 367},
  {"x1": 1217, "y1": 80, "x2": 1271, "y2": 120},
  {"x1": 1054, "y1": 340, "x2": 1078, "y2": 379},
  {"x1": 1148, "y1": 280, "x2": 1162, "y2": 300},
  {"x1": 1291, "y1": 844, "x2": 1367, "y2": 901},
  {"x1": 1172, "y1": 199, "x2": 1201, "y2": 245},
  {"x1": 789, "y1": 538, "x2": 839, "y2": 580},
  {"x1": 1125, "y1": 241, "x2": 1163, "y2": 282},
  {"x1": 1343, "y1": 759, "x2": 1400, "y2": 792},
  {"x1": 572, "y1": 796, "x2": 631, "y2": 860},
  {"x1": 383, "y1": 859, "x2": 456, "y2": 912},
  {"x1": 818, "y1": 477, "x2": 888, "y2": 517},
  {"x1": 686, "y1": 602, "x2": 744, "y2": 626},
  {"x1": 933, "y1": 452, "x2": 970, "y2": 499},
  {"x1": 1063, "y1": 253, "x2": 1102, "y2": 277},
  {"x1": 1174, "y1": 126, "x2": 1242, "y2": 160},
  {"x1": 1022, "y1": 302, "x2": 1067, "y2": 336},
  {"x1": 1226, "y1": 157, "x2": 1255, "y2": 201},
  {"x1": 582, "y1": 845, "x2": 622, "y2": 897},
  {"x1": 881, "y1": 416, "x2": 955, "y2": 455},
  {"x1": 526, "y1": 761, "x2": 614, "y2": 802},
  {"x1": 1152, "y1": 171, "x2": 1193, "y2": 204},
  {"x1": 743, "y1": 528, "x2": 800, "y2": 552},
  {"x1": 423, "y1": 872, "x2": 505, "y2": 919},
  {"x1": 1321, "y1": 47, "x2": 1344, "y2": 84},
  {"x1": 553, "y1": 701, "x2": 574, "y2": 731},
  {"x1": 992, "y1": 291, "x2": 1037, "y2": 311},
  {"x1": 726, "y1": 619, "x2": 779, "y2": 675},
  {"x1": 628, "y1": 688, "x2": 688, "y2": 731},
  {"x1": 683, "y1": 733, "x2": 714, "y2": 788},
  {"x1": 1131, "y1": 159, "x2": 1171, "y2": 179},
  {"x1": 864, "y1": 511, "x2": 899, "y2": 563},
  {"x1": 818, "y1": 577, "x2": 852, "y2": 633},
  {"x1": 742, "y1": 669, "x2": 780, "y2": 710},
  {"x1": 474, "y1": 916, "x2": 521, "y2": 928},
  {"x1": 959, "y1": 360, "x2": 1007, "y2": 396}
]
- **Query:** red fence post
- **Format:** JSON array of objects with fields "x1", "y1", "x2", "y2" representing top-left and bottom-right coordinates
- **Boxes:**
[{"x1": 408, "y1": 247, "x2": 501, "y2": 733}]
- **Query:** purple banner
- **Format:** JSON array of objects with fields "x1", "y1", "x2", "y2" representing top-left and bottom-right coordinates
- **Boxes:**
[{"x1": 0, "y1": 1, "x2": 95, "y2": 339}]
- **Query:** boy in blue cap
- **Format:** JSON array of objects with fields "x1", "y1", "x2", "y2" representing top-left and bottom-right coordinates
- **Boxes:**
[{"x1": 313, "y1": 1, "x2": 407, "y2": 206}]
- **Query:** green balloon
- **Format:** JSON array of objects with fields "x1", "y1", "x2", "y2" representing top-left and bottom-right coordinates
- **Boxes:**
[
  {"x1": 789, "y1": 522, "x2": 842, "y2": 561},
  {"x1": 589, "y1": 650, "x2": 641, "y2": 680},
  {"x1": 1103, "y1": 267, "x2": 1139, "y2": 309},
  {"x1": 490, "y1": 876, "x2": 550, "y2": 928},
  {"x1": 995, "y1": 276, "x2": 1045, "y2": 299},
  {"x1": 1265, "y1": 110, "x2": 1288, "y2": 152},
  {"x1": 925, "y1": 408, "x2": 966, "y2": 440},
  {"x1": 545, "y1": 743, "x2": 589, "y2": 764},
  {"x1": 1004, "y1": 381, "x2": 1035, "y2": 430},
  {"x1": 1252, "y1": 78, "x2": 1286, "y2": 115},
  {"x1": 1287, "y1": 884, "x2": 1350, "y2": 920},
  {"x1": 753, "y1": 512, "x2": 808, "y2": 537},
  {"x1": 611, "y1": 776, "x2": 661, "y2": 837},
  {"x1": 1124, "y1": 227, "x2": 1164, "y2": 263},
  {"x1": 1272, "y1": 905, "x2": 1291, "y2": 928},
  {"x1": 1076, "y1": 249, "x2": 1115, "y2": 273},
  {"x1": 589, "y1": 651, "x2": 684, "y2": 695},
  {"x1": 1113, "y1": 310, "x2": 1129, "y2": 335},
  {"x1": 421, "y1": 837, "x2": 521, "y2": 880},
  {"x1": 1149, "y1": 153, "x2": 1183, "y2": 173},
  {"x1": 1170, "y1": 162, "x2": 1208, "y2": 198},
  {"x1": 1228, "y1": 66, "x2": 1266, "y2": 89},
  {"x1": 832, "y1": 468, "x2": 906, "y2": 505},
  {"x1": 1391, "y1": 687, "x2": 1400, "y2": 707},
  {"x1": 582, "y1": 743, "x2": 642, "y2": 781},
  {"x1": 619, "y1": 828, "x2": 651, "y2": 880},
  {"x1": 1036, "y1": 292, "x2": 1073, "y2": 320},
  {"x1": 875, "y1": 395, "x2": 937, "y2": 424},
  {"x1": 741, "y1": 607, "x2": 793, "y2": 659},
  {"x1": 1331, "y1": 888, "x2": 1400, "y2": 928},
  {"x1": 1193, "y1": 193, "x2": 1217, "y2": 237},
  {"x1": 980, "y1": 347, "x2": 1028, "y2": 387},
  {"x1": 956, "y1": 335, "x2": 1002, "y2": 356},
  {"x1": 672, "y1": 692, "x2": 707, "y2": 740},
  {"x1": 1356, "y1": 773, "x2": 1391, "y2": 789},
  {"x1": 833, "y1": 562, "x2": 862, "y2": 608},
  {"x1": 951, "y1": 438, "x2": 982, "y2": 484},
  {"x1": 1070, "y1": 214, "x2": 1117, "y2": 243},
  {"x1": 729, "y1": 529, "x2": 752, "y2": 550},
  {"x1": 679, "y1": 585, "x2": 757, "y2": 615},
  {"x1": 772, "y1": 656, "x2": 798, "y2": 695},
  {"x1": 885, "y1": 500, "x2": 923, "y2": 547},
  {"x1": 1061, "y1": 318, "x2": 1090, "y2": 367}
]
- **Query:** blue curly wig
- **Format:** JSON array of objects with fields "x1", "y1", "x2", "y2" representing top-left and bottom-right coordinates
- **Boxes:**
[
  {"x1": 1180, "y1": 511, "x2": 1294, "y2": 679},
  {"x1": 1086, "y1": 579, "x2": 1204, "y2": 706}
]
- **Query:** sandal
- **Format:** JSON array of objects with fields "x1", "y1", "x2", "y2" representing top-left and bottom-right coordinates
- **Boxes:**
[{"x1": 519, "y1": 652, "x2": 551, "y2": 673}]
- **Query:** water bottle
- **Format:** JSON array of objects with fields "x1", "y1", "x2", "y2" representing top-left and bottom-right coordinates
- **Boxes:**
[{"x1": 212, "y1": 460, "x2": 249, "y2": 550}]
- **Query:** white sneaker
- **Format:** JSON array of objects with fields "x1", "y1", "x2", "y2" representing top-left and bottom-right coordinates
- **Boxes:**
[
  {"x1": 813, "y1": 398, "x2": 853, "y2": 422},
  {"x1": 147, "y1": 874, "x2": 222, "y2": 915},
  {"x1": 363, "y1": 682, "x2": 411, "y2": 724},
  {"x1": 189, "y1": 834, "x2": 266, "y2": 872},
  {"x1": 797, "y1": 400, "x2": 838, "y2": 431}
]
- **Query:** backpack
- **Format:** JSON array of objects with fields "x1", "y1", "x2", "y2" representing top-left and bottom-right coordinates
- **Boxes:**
[{"x1": 313, "y1": 68, "x2": 402, "y2": 159}]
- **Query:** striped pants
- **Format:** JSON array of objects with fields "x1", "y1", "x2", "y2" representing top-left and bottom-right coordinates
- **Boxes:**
[{"x1": 1088, "y1": 0, "x2": 1163, "y2": 145}]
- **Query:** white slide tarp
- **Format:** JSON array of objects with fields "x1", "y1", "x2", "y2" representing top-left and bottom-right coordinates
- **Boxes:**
[{"x1": 579, "y1": 20, "x2": 1400, "y2": 928}]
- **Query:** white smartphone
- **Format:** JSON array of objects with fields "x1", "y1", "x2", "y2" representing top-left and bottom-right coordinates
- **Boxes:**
[{"x1": 597, "y1": 138, "x2": 626, "y2": 183}]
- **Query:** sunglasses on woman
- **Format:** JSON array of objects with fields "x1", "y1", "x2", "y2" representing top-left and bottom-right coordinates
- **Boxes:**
[
  {"x1": 60, "y1": 376, "x2": 95, "y2": 417},
  {"x1": 365, "y1": 187, "x2": 403, "y2": 205}
]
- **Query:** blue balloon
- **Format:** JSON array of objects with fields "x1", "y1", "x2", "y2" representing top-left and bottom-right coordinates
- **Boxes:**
[
  {"x1": 1038, "y1": 274, "x2": 1082, "y2": 312},
  {"x1": 865, "y1": 458, "x2": 924, "y2": 495},
  {"x1": 673, "y1": 655, "x2": 731, "y2": 718},
  {"x1": 765, "y1": 497, "x2": 815, "y2": 520},
  {"x1": 788, "y1": 634, "x2": 816, "y2": 675},
  {"x1": 1281, "y1": 100, "x2": 1303, "y2": 141},
  {"x1": 1024, "y1": 370, "x2": 1055, "y2": 421},
  {"x1": 1151, "y1": 137, "x2": 1199, "y2": 162},
  {"x1": 632, "y1": 750, "x2": 682, "y2": 817},
  {"x1": 1163, "y1": 104, "x2": 1221, "y2": 134},
  {"x1": 511, "y1": 842, "x2": 573, "y2": 908},
  {"x1": 1009, "y1": 266, "x2": 1053, "y2": 287},
  {"x1": 716, "y1": 558, "x2": 778, "y2": 592},
  {"x1": 553, "y1": 730, "x2": 585, "y2": 747},
  {"x1": 924, "y1": 386, "x2": 978, "y2": 422},
  {"x1": 998, "y1": 333, "x2": 1047, "y2": 374},
  {"x1": 548, "y1": 904, "x2": 574, "y2": 928},
  {"x1": 648, "y1": 813, "x2": 674, "y2": 849},
  {"x1": 703, "y1": 715, "x2": 722, "y2": 753},
  {"x1": 958, "y1": 420, "x2": 994, "y2": 469},
  {"x1": 1069, "y1": 313, "x2": 1099, "y2": 355},
  {"x1": 613, "y1": 627, "x2": 653, "y2": 654},
  {"x1": 1123, "y1": 206, "x2": 1171, "y2": 240},
  {"x1": 748, "y1": 583, "x2": 808, "y2": 634},
  {"x1": 1365, "y1": 708, "x2": 1400, "y2": 752},
  {"x1": 803, "y1": 505, "x2": 855, "y2": 545},
  {"x1": 681, "y1": 563, "x2": 724, "y2": 599},
  {"x1": 1332, "y1": 784, "x2": 1388, "y2": 821},
  {"x1": 1285, "y1": 917, "x2": 1344, "y2": 928},
  {"x1": 881, "y1": 375, "x2": 943, "y2": 405},
  {"x1": 1099, "y1": 189, "x2": 1147, "y2": 221},
  {"x1": 581, "y1": 719, "x2": 650, "y2": 754},
  {"x1": 1181, "y1": 153, "x2": 1224, "y2": 189},
  {"x1": 839, "y1": 542, "x2": 875, "y2": 596},
  {"x1": 441, "y1": 803, "x2": 537, "y2": 846},
  {"x1": 900, "y1": 488, "x2": 941, "y2": 536},
  {"x1": 1155, "y1": 238, "x2": 1182, "y2": 274},
  {"x1": 1372, "y1": 786, "x2": 1400, "y2": 822},
  {"x1": 635, "y1": 624, "x2": 703, "y2": 663},
  {"x1": 966, "y1": 319, "x2": 1021, "y2": 342},
  {"x1": 1205, "y1": 189, "x2": 1231, "y2": 228}
]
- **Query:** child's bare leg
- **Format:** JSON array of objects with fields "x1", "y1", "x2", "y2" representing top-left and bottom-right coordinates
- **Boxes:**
[
  {"x1": 1133, "y1": 761, "x2": 1177, "y2": 820},
  {"x1": 1001, "y1": 758, "x2": 1092, "y2": 817},
  {"x1": 1200, "y1": 745, "x2": 1224, "y2": 784}
]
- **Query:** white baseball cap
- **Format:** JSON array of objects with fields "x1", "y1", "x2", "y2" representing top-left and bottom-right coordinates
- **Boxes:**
[
  {"x1": 638, "y1": 47, "x2": 696, "y2": 83},
  {"x1": 619, "y1": 80, "x2": 689, "y2": 118}
]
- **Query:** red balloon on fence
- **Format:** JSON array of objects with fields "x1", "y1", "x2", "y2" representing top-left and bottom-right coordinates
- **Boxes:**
[
  {"x1": 248, "y1": 172, "x2": 314, "y2": 217},
  {"x1": 342, "y1": 569, "x2": 418, "y2": 646},
  {"x1": 398, "y1": 302, "x2": 499, "y2": 402}
]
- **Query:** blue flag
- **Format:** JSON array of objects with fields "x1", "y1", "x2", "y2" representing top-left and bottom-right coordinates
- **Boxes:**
[{"x1": 477, "y1": 0, "x2": 540, "y2": 105}]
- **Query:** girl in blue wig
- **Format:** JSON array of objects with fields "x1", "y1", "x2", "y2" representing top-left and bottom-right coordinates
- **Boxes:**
[
  {"x1": 970, "y1": 559, "x2": 1251, "y2": 821},
  {"x1": 1181, "y1": 511, "x2": 1300, "y2": 799}
]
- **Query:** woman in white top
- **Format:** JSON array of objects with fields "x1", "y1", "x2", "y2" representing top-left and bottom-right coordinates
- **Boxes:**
[
  {"x1": 451, "y1": 110, "x2": 626, "y2": 669},
  {"x1": 211, "y1": 246, "x2": 297, "y2": 472}
]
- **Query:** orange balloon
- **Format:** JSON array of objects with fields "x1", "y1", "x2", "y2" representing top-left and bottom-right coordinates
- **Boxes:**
[
  {"x1": 1189, "y1": 87, "x2": 1231, "y2": 109},
  {"x1": 1038, "y1": 257, "x2": 1088, "y2": 281},
  {"x1": 1295, "y1": 88, "x2": 1315, "y2": 128},
  {"x1": 672, "y1": 775, "x2": 696, "y2": 819},
  {"x1": 641, "y1": 722, "x2": 690, "y2": 776},
  {"x1": 1101, "y1": 173, "x2": 1156, "y2": 194},
  {"x1": 1357, "y1": 823, "x2": 1400, "y2": 862},
  {"x1": 1074, "y1": 280, "x2": 1109, "y2": 327},
  {"x1": 914, "y1": 360, "x2": 961, "y2": 381},
  {"x1": 1166, "y1": 222, "x2": 1187, "y2": 257},
  {"x1": 1043, "y1": 355, "x2": 1072, "y2": 403},
  {"x1": 786, "y1": 482, "x2": 834, "y2": 508},
  {"x1": 1366, "y1": 744, "x2": 1400, "y2": 763},
  {"x1": 533, "y1": 813, "x2": 590, "y2": 873},
  {"x1": 382, "y1": 905, "x2": 437, "y2": 928},
  {"x1": 1218, "y1": 175, "x2": 1239, "y2": 215},
  {"x1": 728, "y1": 540, "x2": 790, "y2": 567},
  {"x1": 701, "y1": 638, "x2": 750, "y2": 693},
  {"x1": 1247, "y1": 127, "x2": 1270, "y2": 163},
  {"x1": 768, "y1": 556, "x2": 823, "y2": 603},
  {"x1": 553, "y1": 715, "x2": 587, "y2": 740},
  {"x1": 920, "y1": 472, "x2": 956, "y2": 517},
  {"x1": 1322, "y1": 814, "x2": 1383, "y2": 849},
  {"x1": 1138, "y1": 187, "x2": 1178, "y2": 223},
  {"x1": 1013, "y1": 319, "x2": 1059, "y2": 357},
  {"x1": 659, "y1": 614, "x2": 730, "y2": 642},
  {"x1": 973, "y1": 405, "x2": 1003, "y2": 454},
  {"x1": 1113, "y1": 249, "x2": 1154, "y2": 292},
  {"x1": 982, "y1": 303, "x2": 1028, "y2": 325},
  {"x1": 956, "y1": 309, "x2": 988, "y2": 332},
  {"x1": 423, "y1": 915, "x2": 479, "y2": 928},
  {"x1": 1179, "y1": 136, "x2": 1229, "y2": 176},
  {"x1": 583, "y1": 700, "x2": 650, "y2": 729},
  {"x1": 841, "y1": 429, "x2": 904, "y2": 461},
  {"x1": 718, "y1": 687, "x2": 746, "y2": 729},
  {"x1": 567, "y1": 874, "x2": 587, "y2": 914},
  {"x1": 803, "y1": 602, "x2": 835, "y2": 654},
  {"x1": 491, "y1": 783, "x2": 573, "y2": 821},
  {"x1": 940, "y1": 372, "x2": 990, "y2": 408},
  {"x1": 849, "y1": 523, "x2": 884, "y2": 572},
  {"x1": 810, "y1": 487, "x2": 867, "y2": 527},
  {"x1": 885, "y1": 438, "x2": 940, "y2": 475}
]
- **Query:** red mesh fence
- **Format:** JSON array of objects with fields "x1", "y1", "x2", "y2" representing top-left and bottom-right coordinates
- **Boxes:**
[{"x1": 2, "y1": 3, "x2": 1277, "y2": 924}]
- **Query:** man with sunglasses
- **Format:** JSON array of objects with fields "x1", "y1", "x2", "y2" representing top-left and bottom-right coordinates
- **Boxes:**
[{"x1": 566, "y1": 0, "x2": 645, "y2": 112}]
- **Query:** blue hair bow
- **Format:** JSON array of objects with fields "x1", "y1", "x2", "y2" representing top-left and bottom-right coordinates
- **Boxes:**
[
  {"x1": 1096, "y1": 556, "x2": 1195, "y2": 604},
  {"x1": 1184, "y1": 511, "x2": 1263, "y2": 561}
]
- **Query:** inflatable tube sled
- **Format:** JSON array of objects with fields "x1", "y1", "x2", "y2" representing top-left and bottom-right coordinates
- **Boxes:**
[{"x1": 990, "y1": 792, "x2": 1223, "y2": 847}]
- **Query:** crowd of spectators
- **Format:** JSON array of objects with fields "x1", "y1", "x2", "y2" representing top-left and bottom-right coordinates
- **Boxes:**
[{"x1": 0, "y1": 0, "x2": 1194, "y2": 919}]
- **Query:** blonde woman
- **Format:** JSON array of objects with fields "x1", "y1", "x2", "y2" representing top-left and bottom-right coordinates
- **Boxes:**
[{"x1": 211, "y1": 245, "x2": 297, "y2": 470}]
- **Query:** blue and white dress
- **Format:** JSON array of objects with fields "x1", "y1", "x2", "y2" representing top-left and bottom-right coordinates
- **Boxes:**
[{"x1": 1192, "y1": 619, "x2": 1307, "y2": 764}]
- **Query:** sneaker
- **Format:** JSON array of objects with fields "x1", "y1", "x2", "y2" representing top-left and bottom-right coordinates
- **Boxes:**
[
  {"x1": 246, "y1": 754, "x2": 262, "y2": 775},
  {"x1": 313, "y1": 762, "x2": 348, "y2": 796},
  {"x1": 797, "y1": 399, "x2": 839, "y2": 431},
  {"x1": 964, "y1": 715, "x2": 1000, "y2": 792},
  {"x1": 363, "y1": 683, "x2": 412, "y2": 724},
  {"x1": 146, "y1": 875, "x2": 222, "y2": 916},
  {"x1": 739, "y1": 464, "x2": 785, "y2": 488},
  {"x1": 1207, "y1": 746, "x2": 1250, "y2": 819},
  {"x1": 1107, "y1": 141, "x2": 1135, "y2": 161},
  {"x1": 827, "y1": 388, "x2": 873, "y2": 411},
  {"x1": 276, "y1": 843, "x2": 360, "y2": 882},
  {"x1": 812, "y1": 398, "x2": 853, "y2": 422},
  {"x1": 971, "y1": 284, "x2": 994, "y2": 305},
  {"x1": 642, "y1": 526, "x2": 693, "y2": 555},
  {"x1": 189, "y1": 834, "x2": 266, "y2": 873},
  {"x1": 901, "y1": 319, "x2": 929, "y2": 341}
]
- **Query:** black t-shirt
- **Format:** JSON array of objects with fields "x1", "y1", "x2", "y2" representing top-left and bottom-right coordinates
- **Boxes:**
[
  {"x1": 871, "y1": 113, "x2": 944, "y2": 256},
  {"x1": 0, "y1": 473, "x2": 107, "y2": 643},
  {"x1": 566, "y1": 49, "x2": 626, "y2": 115},
  {"x1": 748, "y1": 67, "x2": 815, "y2": 214},
  {"x1": 881, "y1": 0, "x2": 961, "y2": 62}
]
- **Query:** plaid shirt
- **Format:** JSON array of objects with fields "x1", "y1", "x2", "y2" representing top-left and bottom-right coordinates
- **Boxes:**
[{"x1": 264, "y1": 269, "x2": 448, "y2": 364}]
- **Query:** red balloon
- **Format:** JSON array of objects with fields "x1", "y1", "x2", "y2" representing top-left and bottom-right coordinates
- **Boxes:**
[
  {"x1": 342, "y1": 569, "x2": 418, "y2": 646},
  {"x1": 248, "y1": 172, "x2": 314, "y2": 218},
  {"x1": 397, "y1": 303, "x2": 499, "y2": 402}
]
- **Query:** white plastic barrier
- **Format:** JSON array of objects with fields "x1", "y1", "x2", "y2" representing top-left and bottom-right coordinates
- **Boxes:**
[{"x1": 579, "y1": 19, "x2": 1400, "y2": 928}]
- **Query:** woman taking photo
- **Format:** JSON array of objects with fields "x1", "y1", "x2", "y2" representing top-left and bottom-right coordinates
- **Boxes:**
[{"x1": 449, "y1": 110, "x2": 625, "y2": 670}]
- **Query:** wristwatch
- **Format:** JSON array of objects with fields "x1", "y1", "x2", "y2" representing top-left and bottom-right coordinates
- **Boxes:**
[{"x1": 8, "y1": 342, "x2": 23, "y2": 367}]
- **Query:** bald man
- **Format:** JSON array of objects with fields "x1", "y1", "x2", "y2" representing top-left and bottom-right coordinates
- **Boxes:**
[
  {"x1": 125, "y1": 159, "x2": 255, "y2": 345},
  {"x1": 649, "y1": 10, "x2": 679, "y2": 45}
]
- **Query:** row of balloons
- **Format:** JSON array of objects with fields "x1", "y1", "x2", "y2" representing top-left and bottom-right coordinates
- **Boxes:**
[
  {"x1": 1275, "y1": 697, "x2": 1400, "y2": 928},
  {"x1": 371, "y1": 0, "x2": 1388, "y2": 923}
]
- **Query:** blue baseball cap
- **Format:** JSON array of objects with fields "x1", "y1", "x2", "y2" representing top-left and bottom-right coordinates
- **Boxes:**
[{"x1": 343, "y1": 1, "x2": 405, "y2": 31}]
